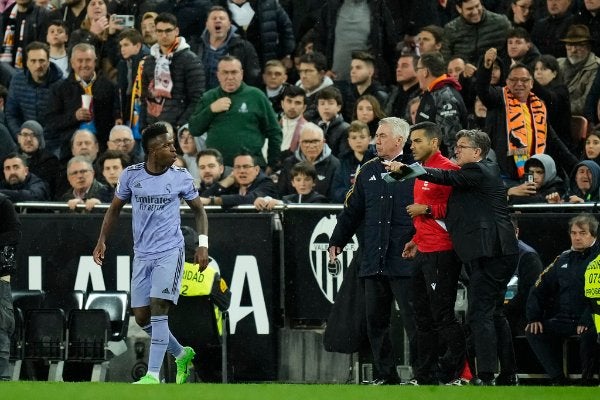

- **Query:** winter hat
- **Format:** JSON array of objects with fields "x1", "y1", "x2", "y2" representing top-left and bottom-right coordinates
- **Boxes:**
[{"x1": 20, "y1": 120, "x2": 45, "y2": 149}]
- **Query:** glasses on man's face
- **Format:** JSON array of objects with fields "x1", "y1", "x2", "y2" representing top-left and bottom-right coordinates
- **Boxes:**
[
  {"x1": 68, "y1": 169, "x2": 92, "y2": 176},
  {"x1": 156, "y1": 28, "x2": 175, "y2": 35},
  {"x1": 111, "y1": 138, "x2": 133, "y2": 145},
  {"x1": 455, "y1": 144, "x2": 476, "y2": 151},
  {"x1": 301, "y1": 139, "x2": 322, "y2": 146},
  {"x1": 233, "y1": 164, "x2": 255, "y2": 171},
  {"x1": 18, "y1": 131, "x2": 36, "y2": 138},
  {"x1": 507, "y1": 77, "x2": 532, "y2": 84}
]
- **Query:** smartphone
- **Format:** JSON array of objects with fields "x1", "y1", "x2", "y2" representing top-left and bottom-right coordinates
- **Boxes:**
[
  {"x1": 112, "y1": 15, "x2": 135, "y2": 28},
  {"x1": 527, "y1": 173, "x2": 534, "y2": 183}
]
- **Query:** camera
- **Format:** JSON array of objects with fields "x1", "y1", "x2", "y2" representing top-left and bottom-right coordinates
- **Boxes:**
[{"x1": 112, "y1": 14, "x2": 135, "y2": 28}]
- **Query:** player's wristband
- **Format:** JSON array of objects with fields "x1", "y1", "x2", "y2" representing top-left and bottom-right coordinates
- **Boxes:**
[{"x1": 198, "y1": 234, "x2": 208, "y2": 248}]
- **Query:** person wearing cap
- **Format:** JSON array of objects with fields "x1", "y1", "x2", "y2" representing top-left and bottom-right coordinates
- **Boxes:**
[
  {"x1": 557, "y1": 24, "x2": 600, "y2": 116},
  {"x1": 15, "y1": 120, "x2": 60, "y2": 197},
  {"x1": 5, "y1": 41, "x2": 64, "y2": 155}
]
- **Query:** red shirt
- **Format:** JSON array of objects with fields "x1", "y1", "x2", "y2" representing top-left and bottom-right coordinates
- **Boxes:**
[{"x1": 412, "y1": 151, "x2": 459, "y2": 252}]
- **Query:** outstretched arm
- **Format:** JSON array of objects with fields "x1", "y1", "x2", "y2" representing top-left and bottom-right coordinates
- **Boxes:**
[
  {"x1": 93, "y1": 196, "x2": 127, "y2": 265},
  {"x1": 186, "y1": 196, "x2": 209, "y2": 271}
]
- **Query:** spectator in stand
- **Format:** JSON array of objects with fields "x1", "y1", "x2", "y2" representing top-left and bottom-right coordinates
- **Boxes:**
[
  {"x1": 140, "y1": 11, "x2": 157, "y2": 47},
  {"x1": 116, "y1": 28, "x2": 148, "y2": 141},
  {"x1": 278, "y1": 122, "x2": 340, "y2": 199},
  {"x1": 508, "y1": 0, "x2": 536, "y2": 32},
  {"x1": 442, "y1": 0, "x2": 511, "y2": 67},
  {"x1": 46, "y1": 20, "x2": 69, "y2": 78},
  {"x1": 507, "y1": 153, "x2": 566, "y2": 204},
  {"x1": 531, "y1": 0, "x2": 575, "y2": 58},
  {"x1": 501, "y1": 28, "x2": 541, "y2": 69},
  {"x1": 192, "y1": 5, "x2": 260, "y2": 90},
  {"x1": 447, "y1": 57, "x2": 466, "y2": 80},
  {"x1": 95, "y1": 149, "x2": 128, "y2": 199},
  {"x1": 5, "y1": 41, "x2": 63, "y2": 153},
  {"x1": 338, "y1": 50, "x2": 388, "y2": 123},
  {"x1": 0, "y1": 152, "x2": 50, "y2": 201},
  {"x1": 296, "y1": 51, "x2": 333, "y2": 124},
  {"x1": 177, "y1": 124, "x2": 203, "y2": 186},
  {"x1": 261, "y1": 59, "x2": 288, "y2": 115},
  {"x1": 331, "y1": 120, "x2": 375, "y2": 203},
  {"x1": 416, "y1": 25, "x2": 443, "y2": 55},
  {"x1": 316, "y1": 86, "x2": 349, "y2": 157},
  {"x1": 584, "y1": 64, "x2": 600, "y2": 125},
  {"x1": 254, "y1": 161, "x2": 328, "y2": 210},
  {"x1": 476, "y1": 48, "x2": 577, "y2": 185},
  {"x1": 199, "y1": 152, "x2": 278, "y2": 208},
  {"x1": 60, "y1": 155, "x2": 109, "y2": 210},
  {"x1": 275, "y1": 85, "x2": 307, "y2": 168},
  {"x1": 0, "y1": 0, "x2": 49, "y2": 69},
  {"x1": 384, "y1": 53, "x2": 420, "y2": 122},
  {"x1": 414, "y1": 52, "x2": 468, "y2": 157},
  {"x1": 313, "y1": 0, "x2": 398, "y2": 85},
  {"x1": 557, "y1": 24, "x2": 600, "y2": 116},
  {"x1": 574, "y1": 0, "x2": 600, "y2": 56},
  {"x1": 15, "y1": 120, "x2": 59, "y2": 197},
  {"x1": 407, "y1": 97, "x2": 421, "y2": 124},
  {"x1": 188, "y1": 55, "x2": 282, "y2": 172},
  {"x1": 353, "y1": 94, "x2": 385, "y2": 138},
  {"x1": 68, "y1": 0, "x2": 122, "y2": 80},
  {"x1": 196, "y1": 148, "x2": 231, "y2": 196},
  {"x1": 532, "y1": 55, "x2": 573, "y2": 152},
  {"x1": 45, "y1": 43, "x2": 121, "y2": 158},
  {"x1": 216, "y1": 0, "x2": 296, "y2": 68},
  {"x1": 584, "y1": 131, "x2": 600, "y2": 164},
  {"x1": 45, "y1": 0, "x2": 87, "y2": 39},
  {"x1": 547, "y1": 160, "x2": 600, "y2": 203},
  {"x1": 106, "y1": 124, "x2": 142, "y2": 164},
  {"x1": 142, "y1": 12, "x2": 205, "y2": 131}
]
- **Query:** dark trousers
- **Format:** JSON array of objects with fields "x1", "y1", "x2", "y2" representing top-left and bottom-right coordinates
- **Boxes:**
[
  {"x1": 412, "y1": 250, "x2": 465, "y2": 383},
  {"x1": 0, "y1": 280, "x2": 14, "y2": 380},
  {"x1": 364, "y1": 275, "x2": 416, "y2": 381},
  {"x1": 526, "y1": 315, "x2": 598, "y2": 379},
  {"x1": 467, "y1": 254, "x2": 517, "y2": 378}
]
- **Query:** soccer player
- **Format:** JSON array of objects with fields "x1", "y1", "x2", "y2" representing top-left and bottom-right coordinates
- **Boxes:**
[{"x1": 93, "y1": 122, "x2": 209, "y2": 384}]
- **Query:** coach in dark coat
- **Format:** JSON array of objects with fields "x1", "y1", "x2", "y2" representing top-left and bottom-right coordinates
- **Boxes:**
[{"x1": 388, "y1": 129, "x2": 518, "y2": 385}]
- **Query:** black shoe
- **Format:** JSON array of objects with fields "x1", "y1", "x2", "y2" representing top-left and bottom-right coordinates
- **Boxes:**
[
  {"x1": 495, "y1": 373, "x2": 519, "y2": 386},
  {"x1": 471, "y1": 378, "x2": 495, "y2": 386},
  {"x1": 370, "y1": 378, "x2": 399, "y2": 385}
]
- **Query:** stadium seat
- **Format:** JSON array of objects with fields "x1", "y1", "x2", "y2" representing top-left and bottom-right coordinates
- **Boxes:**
[
  {"x1": 84, "y1": 291, "x2": 130, "y2": 341},
  {"x1": 24, "y1": 308, "x2": 66, "y2": 381},
  {"x1": 42, "y1": 290, "x2": 85, "y2": 318},
  {"x1": 570, "y1": 115, "x2": 589, "y2": 148},
  {"x1": 168, "y1": 295, "x2": 229, "y2": 383},
  {"x1": 9, "y1": 307, "x2": 24, "y2": 381},
  {"x1": 12, "y1": 290, "x2": 45, "y2": 312},
  {"x1": 66, "y1": 309, "x2": 111, "y2": 382}
]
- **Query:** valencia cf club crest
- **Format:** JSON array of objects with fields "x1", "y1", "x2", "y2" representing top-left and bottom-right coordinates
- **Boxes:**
[{"x1": 309, "y1": 215, "x2": 359, "y2": 303}]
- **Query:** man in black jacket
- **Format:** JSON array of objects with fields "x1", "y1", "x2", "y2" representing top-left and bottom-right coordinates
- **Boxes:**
[
  {"x1": 388, "y1": 129, "x2": 518, "y2": 385},
  {"x1": 0, "y1": 152, "x2": 50, "y2": 202},
  {"x1": 329, "y1": 117, "x2": 416, "y2": 385},
  {"x1": 0, "y1": 193, "x2": 20, "y2": 380},
  {"x1": 525, "y1": 213, "x2": 600, "y2": 386}
]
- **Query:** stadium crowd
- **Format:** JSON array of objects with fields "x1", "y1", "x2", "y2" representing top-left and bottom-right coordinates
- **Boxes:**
[{"x1": 0, "y1": 0, "x2": 600, "y2": 386}]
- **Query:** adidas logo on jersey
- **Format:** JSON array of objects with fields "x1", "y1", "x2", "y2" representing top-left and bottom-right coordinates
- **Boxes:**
[
  {"x1": 162, "y1": 288, "x2": 170, "y2": 294},
  {"x1": 134, "y1": 182, "x2": 142, "y2": 188}
]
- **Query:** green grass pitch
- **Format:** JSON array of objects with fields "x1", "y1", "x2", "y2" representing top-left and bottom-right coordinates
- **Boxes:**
[{"x1": 1, "y1": 382, "x2": 598, "y2": 400}]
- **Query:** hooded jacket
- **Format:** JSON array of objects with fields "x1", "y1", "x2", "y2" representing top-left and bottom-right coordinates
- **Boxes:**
[
  {"x1": 510, "y1": 154, "x2": 566, "y2": 204},
  {"x1": 568, "y1": 160, "x2": 600, "y2": 202}
]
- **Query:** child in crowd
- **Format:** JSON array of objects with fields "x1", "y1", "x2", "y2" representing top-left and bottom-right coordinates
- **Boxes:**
[
  {"x1": 331, "y1": 120, "x2": 375, "y2": 203},
  {"x1": 254, "y1": 161, "x2": 328, "y2": 210},
  {"x1": 46, "y1": 20, "x2": 69, "y2": 78},
  {"x1": 316, "y1": 86, "x2": 349, "y2": 157},
  {"x1": 353, "y1": 94, "x2": 385, "y2": 137},
  {"x1": 507, "y1": 154, "x2": 565, "y2": 204}
]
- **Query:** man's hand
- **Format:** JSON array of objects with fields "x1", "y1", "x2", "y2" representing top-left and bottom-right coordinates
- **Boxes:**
[
  {"x1": 328, "y1": 246, "x2": 341, "y2": 264},
  {"x1": 464, "y1": 63, "x2": 477, "y2": 78},
  {"x1": 93, "y1": 241, "x2": 106, "y2": 266},
  {"x1": 67, "y1": 198, "x2": 83, "y2": 210},
  {"x1": 483, "y1": 48, "x2": 497, "y2": 69},
  {"x1": 383, "y1": 160, "x2": 406, "y2": 172},
  {"x1": 577, "y1": 325, "x2": 588, "y2": 335},
  {"x1": 507, "y1": 182, "x2": 536, "y2": 197},
  {"x1": 254, "y1": 196, "x2": 280, "y2": 211},
  {"x1": 568, "y1": 195, "x2": 585, "y2": 204},
  {"x1": 194, "y1": 246, "x2": 209, "y2": 272},
  {"x1": 75, "y1": 107, "x2": 92, "y2": 121},
  {"x1": 406, "y1": 203, "x2": 428, "y2": 218},
  {"x1": 402, "y1": 241, "x2": 417, "y2": 259},
  {"x1": 525, "y1": 321, "x2": 543, "y2": 334},
  {"x1": 210, "y1": 97, "x2": 232, "y2": 113},
  {"x1": 85, "y1": 198, "x2": 101, "y2": 211},
  {"x1": 200, "y1": 197, "x2": 211, "y2": 206},
  {"x1": 545, "y1": 192, "x2": 563, "y2": 204}
]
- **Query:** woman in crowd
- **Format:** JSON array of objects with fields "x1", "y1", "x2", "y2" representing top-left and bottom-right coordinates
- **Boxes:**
[{"x1": 353, "y1": 94, "x2": 386, "y2": 137}]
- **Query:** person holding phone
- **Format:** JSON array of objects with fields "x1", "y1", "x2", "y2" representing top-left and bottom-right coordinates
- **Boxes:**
[{"x1": 507, "y1": 154, "x2": 566, "y2": 204}]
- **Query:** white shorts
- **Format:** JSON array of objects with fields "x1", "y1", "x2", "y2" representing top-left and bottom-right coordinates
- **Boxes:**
[{"x1": 130, "y1": 247, "x2": 184, "y2": 308}]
